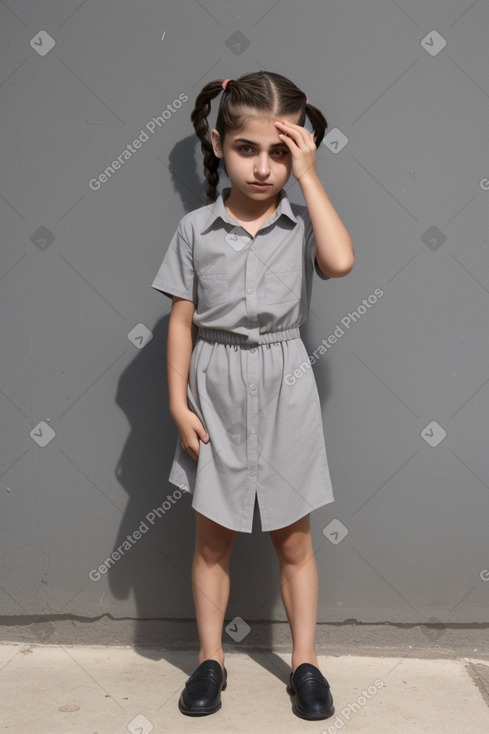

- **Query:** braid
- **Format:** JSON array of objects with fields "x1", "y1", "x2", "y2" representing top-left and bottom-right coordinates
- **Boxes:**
[
  {"x1": 190, "y1": 81, "x2": 224, "y2": 205},
  {"x1": 305, "y1": 102, "x2": 327, "y2": 148}
]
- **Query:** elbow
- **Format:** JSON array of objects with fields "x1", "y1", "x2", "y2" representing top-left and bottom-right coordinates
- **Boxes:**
[
  {"x1": 332, "y1": 257, "x2": 355, "y2": 278},
  {"x1": 317, "y1": 236, "x2": 355, "y2": 278},
  {"x1": 342, "y1": 256, "x2": 355, "y2": 277},
  {"x1": 319, "y1": 254, "x2": 355, "y2": 279}
]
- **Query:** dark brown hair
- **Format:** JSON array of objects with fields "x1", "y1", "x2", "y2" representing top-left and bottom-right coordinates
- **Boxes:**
[{"x1": 190, "y1": 70, "x2": 328, "y2": 204}]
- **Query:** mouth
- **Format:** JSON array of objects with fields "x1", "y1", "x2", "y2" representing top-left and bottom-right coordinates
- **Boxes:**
[{"x1": 248, "y1": 182, "x2": 272, "y2": 188}]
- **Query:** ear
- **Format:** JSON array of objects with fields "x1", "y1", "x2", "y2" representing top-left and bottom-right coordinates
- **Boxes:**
[{"x1": 211, "y1": 128, "x2": 224, "y2": 158}]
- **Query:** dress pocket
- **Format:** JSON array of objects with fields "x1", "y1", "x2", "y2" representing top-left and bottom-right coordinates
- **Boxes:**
[
  {"x1": 198, "y1": 273, "x2": 229, "y2": 309},
  {"x1": 265, "y1": 268, "x2": 302, "y2": 304}
]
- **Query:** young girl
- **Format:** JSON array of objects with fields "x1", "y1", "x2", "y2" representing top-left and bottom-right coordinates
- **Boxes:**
[{"x1": 151, "y1": 70, "x2": 354, "y2": 720}]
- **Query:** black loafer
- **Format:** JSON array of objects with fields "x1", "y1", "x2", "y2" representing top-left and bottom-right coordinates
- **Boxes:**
[
  {"x1": 178, "y1": 659, "x2": 227, "y2": 716},
  {"x1": 288, "y1": 662, "x2": 334, "y2": 720}
]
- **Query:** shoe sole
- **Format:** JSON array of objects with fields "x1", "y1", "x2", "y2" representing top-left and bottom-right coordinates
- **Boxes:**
[
  {"x1": 288, "y1": 684, "x2": 335, "y2": 721},
  {"x1": 178, "y1": 680, "x2": 227, "y2": 716},
  {"x1": 178, "y1": 700, "x2": 222, "y2": 716},
  {"x1": 292, "y1": 702, "x2": 335, "y2": 720}
]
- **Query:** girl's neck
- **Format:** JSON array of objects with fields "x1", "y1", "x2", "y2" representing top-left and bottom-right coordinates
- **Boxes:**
[{"x1": 224, "y1": 187, "x2": 280, "y2": 224}]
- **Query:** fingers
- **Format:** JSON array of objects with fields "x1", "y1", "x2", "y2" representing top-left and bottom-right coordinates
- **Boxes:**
[
  {"x1": 275, "y1": 120, "x2": 298, "y2": 140},
  {"x1": 180, "y1": 417, "x2": 210, "y2": 461},
  {"x1": 275, "y1": 119, "x2": 313, "y2": 137},
  {"x1": 181, "y1": 438, "x2": 200, "y2": 462},
  {"x1": 196, "y1": 424, "x2": 210, "y2": 444},
  {"x1": 181, "y1": 431, "x2": 203, "y2": 461},
  {"x1": 275, "y1": 121, "x2": 315, "y2": 151}
]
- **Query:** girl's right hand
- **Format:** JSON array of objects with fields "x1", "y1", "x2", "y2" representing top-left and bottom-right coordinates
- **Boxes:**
[{"x1": 172, "y1": 407, "x2": 210, "y2": 461}]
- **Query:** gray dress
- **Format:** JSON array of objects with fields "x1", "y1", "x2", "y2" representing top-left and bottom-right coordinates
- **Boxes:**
[{"x1": 151, "y1": 187, "x2": 334, "y2": 532}]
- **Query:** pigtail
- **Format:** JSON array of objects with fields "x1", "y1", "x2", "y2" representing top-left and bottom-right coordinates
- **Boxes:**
[
  {"x1": 190, "y1": 81, "x2": 225, "y2": 205},
  {"x1": 305, "y1": 102, "x2": 328, "y2": 149}
]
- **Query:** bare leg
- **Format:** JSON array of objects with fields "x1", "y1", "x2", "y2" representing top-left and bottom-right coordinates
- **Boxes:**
[
  {"x1": 192, "y1": 511, "x2": 237, "y2": 672},
  {"x1": 270, "y1": 514, "x2": 319, "y2": 673}
]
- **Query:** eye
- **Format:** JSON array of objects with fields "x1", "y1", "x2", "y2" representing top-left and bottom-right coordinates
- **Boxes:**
[
  {"x1": 273, "y1": 149, "x2": 289, "y2": 157},
  {"x1": 237, "y1": 145, "x2": 254, "y2": 154}
]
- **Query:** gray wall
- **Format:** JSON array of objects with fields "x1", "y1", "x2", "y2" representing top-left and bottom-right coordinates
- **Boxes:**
[{"x1": 1, "y1": 0, "x2": 488, "y2": 639}]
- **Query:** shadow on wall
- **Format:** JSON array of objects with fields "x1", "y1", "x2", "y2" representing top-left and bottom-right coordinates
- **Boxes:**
[{"x1": 108, "y1": 312, "x2": 282, "y2": 674}]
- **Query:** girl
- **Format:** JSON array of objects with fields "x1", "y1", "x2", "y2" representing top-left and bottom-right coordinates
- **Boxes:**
[{"x1": 151, "y1": 71, "x2": 354, "y2": 720}]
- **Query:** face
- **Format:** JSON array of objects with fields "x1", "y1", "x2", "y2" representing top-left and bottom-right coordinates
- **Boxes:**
[{"x1": 211, "y1": 113, "x2": 300, "y2": 201}]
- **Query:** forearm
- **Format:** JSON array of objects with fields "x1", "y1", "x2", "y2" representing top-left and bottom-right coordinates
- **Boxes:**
[
  {"x1": 299, "y1": 171, "x2": 355, "y2": 278},
  {"x1": 167, "y1": 307, "x2": 194, "y2": 417}
]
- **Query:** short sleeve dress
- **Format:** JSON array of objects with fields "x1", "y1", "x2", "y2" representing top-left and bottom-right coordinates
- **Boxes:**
[{"x1": 151, "y1": 187, "x2": 334, "y2": 532}]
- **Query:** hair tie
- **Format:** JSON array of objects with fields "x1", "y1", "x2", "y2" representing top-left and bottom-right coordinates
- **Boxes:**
[
  {"x1": 222, "y1": 78, "x2": 232, "y2": 90},
  {"x1": 305, "y1": 94, "x2": 309, "y2": 105}
]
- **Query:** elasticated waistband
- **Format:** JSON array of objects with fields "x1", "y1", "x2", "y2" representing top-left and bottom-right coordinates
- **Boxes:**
[{"x1": 197, "y1": 326, "x2": 300, "y2": 346}]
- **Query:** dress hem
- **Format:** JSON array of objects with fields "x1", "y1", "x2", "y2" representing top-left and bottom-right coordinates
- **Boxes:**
[{"x1": 185, "y1": 492, "x2": 335, "y2": 534}]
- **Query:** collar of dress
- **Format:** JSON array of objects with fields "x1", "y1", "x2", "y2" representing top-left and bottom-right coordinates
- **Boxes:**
[{"x1": 200, "y1": 187, "x2": 299, "y2": 235}]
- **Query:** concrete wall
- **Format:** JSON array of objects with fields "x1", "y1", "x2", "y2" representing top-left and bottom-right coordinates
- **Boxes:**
[{"x1": 1, "y1": 1, "x2": 488, "y2": 641}]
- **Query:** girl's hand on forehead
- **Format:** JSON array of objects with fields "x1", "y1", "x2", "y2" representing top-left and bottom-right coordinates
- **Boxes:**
[{"x1": 275, "y1": 120, "x2": 318, "y2": 183}]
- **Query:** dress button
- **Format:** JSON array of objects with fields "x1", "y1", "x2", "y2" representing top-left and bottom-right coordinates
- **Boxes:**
[
  {"x1": 248, "y1": 469, "x2": 256, "y2": 477},
  {"x1": 250, "y1": 245, "x2": 256, "y2": 251},
  {"x1": 247, "y1": 288, "x2": 253, "y2": 294},
  {"x1": 249, "y1": 383, "x2": 256, "y2": 391},
  {"x1": 250, "y1": 427, "x2": 256, "y2": 434},
  {"x1": 250, "y1": 348, "x2": 256, "y2": 353}
]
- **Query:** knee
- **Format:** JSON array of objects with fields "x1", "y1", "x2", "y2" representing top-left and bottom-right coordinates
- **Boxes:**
[
  {"x1": 196, "y1": 530, "x2": 236, "y2": 565},
  {"x1": 275, "y1": 539, "x2": 312, "y2": 566},
  {"x1": 273, "y1": 534, "x2": 312, "y2": 566}
]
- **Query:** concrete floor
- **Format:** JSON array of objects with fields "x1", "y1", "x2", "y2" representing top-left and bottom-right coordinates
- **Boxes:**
[{"x1": 1, "y1": 643, "x2": 489, "y2": 733}]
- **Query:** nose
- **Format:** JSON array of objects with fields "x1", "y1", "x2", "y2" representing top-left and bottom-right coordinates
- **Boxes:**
[{"x1": 254, "y1": 152, "x2": 271, "y2": 178}]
